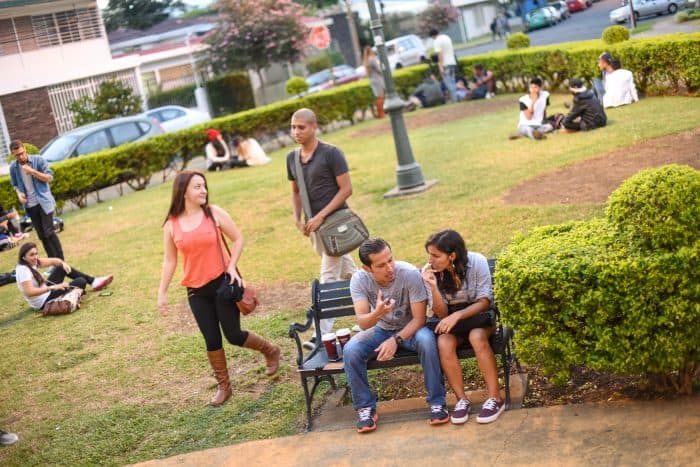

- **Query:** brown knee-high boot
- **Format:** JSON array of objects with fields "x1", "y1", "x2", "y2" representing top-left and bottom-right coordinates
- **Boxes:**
[
  {"x1": 243, "y1": 332, "x2": 281, "y2": 376},
  {"x1": 376, "y1": 95, "x2": 385, "y2": 118},
  {"x1": 206, "y1": 349, "x2": 232, "y2": 406}
]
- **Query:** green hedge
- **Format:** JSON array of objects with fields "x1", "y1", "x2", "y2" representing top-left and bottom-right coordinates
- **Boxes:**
[
  {"x1": 1, "y1": 34, "x2": 697, "y2": 210},
  {"x1": 496, "y1": 165, "x2": 700, "y2": 393}
]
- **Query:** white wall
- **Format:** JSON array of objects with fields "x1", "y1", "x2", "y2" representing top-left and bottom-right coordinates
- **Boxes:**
[{"x1": 0, "y1": 39, "x2": 140, "y2": 95}]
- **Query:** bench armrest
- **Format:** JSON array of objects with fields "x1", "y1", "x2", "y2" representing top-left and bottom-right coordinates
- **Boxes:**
[{"x1": 288, "y1": 306, "x2": 315, "y2": 368}]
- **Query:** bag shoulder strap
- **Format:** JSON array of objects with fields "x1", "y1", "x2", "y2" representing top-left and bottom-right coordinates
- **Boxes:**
[{"x1": 294, "y1": 148, "x2": 313, "y2": 220}]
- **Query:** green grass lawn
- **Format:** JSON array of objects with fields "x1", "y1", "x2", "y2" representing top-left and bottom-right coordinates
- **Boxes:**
[{"x1": 1, "y1": 95, "x2": 698, "y2": 465}]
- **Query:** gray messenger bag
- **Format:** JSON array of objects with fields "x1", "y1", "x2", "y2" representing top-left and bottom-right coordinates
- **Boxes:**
[{"x1": 294, "y1": 150, "x2": 369, "y2": 256}]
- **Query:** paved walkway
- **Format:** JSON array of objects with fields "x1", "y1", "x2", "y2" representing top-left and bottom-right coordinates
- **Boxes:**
[
  {"x1": 135, "y1": 392, "x2": 700, "y2": 467},
  {"x1": 636, "y1": 15, "x2": 700, "y2": 37}
]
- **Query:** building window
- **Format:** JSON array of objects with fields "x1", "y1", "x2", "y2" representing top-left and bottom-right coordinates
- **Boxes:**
[{"x1": 31, "y1": 7, "x2": 102, "y2": 49}]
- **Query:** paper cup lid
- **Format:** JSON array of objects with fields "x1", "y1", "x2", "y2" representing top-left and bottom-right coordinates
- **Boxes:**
[{"x1": 322, "y1": 332, "x2": 336, "y2": 340}]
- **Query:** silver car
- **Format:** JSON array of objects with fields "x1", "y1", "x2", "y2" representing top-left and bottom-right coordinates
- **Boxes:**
[
  {"x1": 143, "y1": 105, "x2": 210, "y2": 133},
  {"x1": 40, "y1": 115, "x2": 163, "y2": 164},
  {"x1": 610, "y1": 0, "x2": 685, "y2": 23}
]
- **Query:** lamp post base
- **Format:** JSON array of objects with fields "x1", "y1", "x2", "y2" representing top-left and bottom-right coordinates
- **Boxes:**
[{"x1": 383, "y1": 179, "x2": 439, "y2": 199}]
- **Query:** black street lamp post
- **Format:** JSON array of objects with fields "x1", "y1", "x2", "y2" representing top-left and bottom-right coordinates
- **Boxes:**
[{"x1": 366, "y1": 0, "x2": 437, "y2": 197}]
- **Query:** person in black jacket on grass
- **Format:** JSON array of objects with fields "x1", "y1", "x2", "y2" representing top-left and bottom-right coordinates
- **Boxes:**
[{"x1": 562, "y1": 78, "x2": 607, "y2": 133}]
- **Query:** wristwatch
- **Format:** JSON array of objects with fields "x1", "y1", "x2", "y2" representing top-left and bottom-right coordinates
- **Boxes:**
[{"x1": 393, "y1": 334, "x2": 404, "y2": 346}]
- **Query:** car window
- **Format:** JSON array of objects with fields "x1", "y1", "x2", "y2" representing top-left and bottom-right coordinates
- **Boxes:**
[
  {"x1": 138, "y1": 121, "x2": 153, "y2": 133},
  {"x1": 146, "y1": 111, "x2": 164, "y2": 123},
  {"x1": 386, "y1": 44, "x2": 397, "y2": 55},
  {"x1": 41, "y1": 134, "x2": 80, "y2": 162},
  {"x1": 160, "y1": 108, "x2": 186, "y2": 121},
  {"x1": 110, "y1": 122, "x2": 142, "y2": 146},
  {"x1": 306, "y1": 70, "x2": 332, "y2": 87},
  {"x1": 399, "y1": 39, "x2": 413, "y2": 50},
  {"x1": 76, "y1": 130, "x2": 110, "y2": 156}
]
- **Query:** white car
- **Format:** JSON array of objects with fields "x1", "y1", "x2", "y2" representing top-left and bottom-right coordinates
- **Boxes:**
[
  {"x1": 610, "y1": 0, "x2": 685, "y2": 23},
  {"x1": 143, "y1": 105, "x2": 211, "y2": 132},
  {"x1": 383, "y1": 34, "x2": 428, "y2": 70}
]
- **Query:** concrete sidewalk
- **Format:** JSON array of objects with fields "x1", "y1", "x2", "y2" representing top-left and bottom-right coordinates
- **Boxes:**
[{"x1": 136, "y1": 394, "x2": 700, "y2": 467}]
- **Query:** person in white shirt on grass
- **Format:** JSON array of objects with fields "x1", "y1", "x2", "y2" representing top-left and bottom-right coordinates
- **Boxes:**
[{"x1": 511, "y1": 77, "x2": 555, "y2": 140}]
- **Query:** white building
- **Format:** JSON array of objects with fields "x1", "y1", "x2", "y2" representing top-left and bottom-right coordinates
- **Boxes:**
[{"x1": 0, "y1": 0, "x2": 142, "y2": 158}]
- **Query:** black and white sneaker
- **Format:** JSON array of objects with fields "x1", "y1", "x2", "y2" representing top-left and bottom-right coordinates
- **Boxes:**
[
  {"x1": 356, "y1": 407, "x2": 378, "y2": 433},
  {"x1": 429, "y1": 405, "x2": 449, "y2": 425}
]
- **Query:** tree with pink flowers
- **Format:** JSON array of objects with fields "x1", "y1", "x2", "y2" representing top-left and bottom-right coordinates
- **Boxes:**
[{"x1": 210, "y1": 0, "x2": 308, "y2": 89}]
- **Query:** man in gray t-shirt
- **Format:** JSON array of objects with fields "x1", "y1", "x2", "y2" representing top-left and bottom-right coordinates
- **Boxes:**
[
  {"x1": 287, "y1": 108, "x2": 358, "y2": 342},
  {"x1": 343, "y1": 238, "x2": 447, "y2": 433}
]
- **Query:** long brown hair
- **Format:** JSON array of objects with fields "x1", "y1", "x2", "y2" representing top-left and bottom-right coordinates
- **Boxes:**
[
  {"x1": 163, "y1": 170, "x2": 212, "y2": 224},
  {"x1": 424, "y1": 230, "x2": 468, "y2": 295},
  {"x1": 18, "y1": 242, "x2": 45, "y2": 285}
]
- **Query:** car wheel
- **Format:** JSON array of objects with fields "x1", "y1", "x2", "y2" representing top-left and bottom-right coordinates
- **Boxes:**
[
  {"x1": 668, "y1": 3, "x2": 677, "y2": 13},
  {"x1": 395, "y1": 63, "x2": 403, "y2": 69}
]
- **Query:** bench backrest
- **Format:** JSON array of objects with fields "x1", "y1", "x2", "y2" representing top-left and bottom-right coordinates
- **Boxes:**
[{"x1": 311, "y1": 259, "x2": 499, "y2": 322}]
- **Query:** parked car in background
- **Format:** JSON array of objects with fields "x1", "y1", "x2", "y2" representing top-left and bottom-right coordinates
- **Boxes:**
[
  {"x1": 143, "y1": 105, "x2": 210, "y2": 132},
  {"x1": 566, "y1": 0, "x2": 588, "y2": 12},
  {"x1": 609, "y1": 0, "x2": 684, "y2": 23},
  {"x1": 546, "y1": 5, "x2": 564, "y2": 22},
  {"x1": 549, "y1": 0, "x2": 572, "y2": 19},
  {"x1": 526, "y1": 7, "x2": 557, "y2": 30},
  {"x1": 384, "y1": 34, "x2": 427, "y2": 70},
  {"x1": 40, "y1": 116, "x2": 163, "y2": 164},
  {"x1": 305, "y1": 65, "x2": 362, "y2": 95}
]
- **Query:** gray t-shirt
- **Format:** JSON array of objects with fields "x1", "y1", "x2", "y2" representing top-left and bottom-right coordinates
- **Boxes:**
[
  {"x1": 439, "y1": 252, "x2": 493, "y2": 310},
  {"x1": 286, "y1": 141, "x2": 349, "y2": 218},
  {"x1": 20, "y1": 169, "x2": 39, "y2": 207},
  {"x1": 350, "y1": 261, "x2": 428, "y2": 332}
]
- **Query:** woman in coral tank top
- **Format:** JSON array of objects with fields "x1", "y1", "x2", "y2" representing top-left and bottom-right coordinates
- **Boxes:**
[{"x1": 157, "y1": 170, "x2": 280, "y2": 406}]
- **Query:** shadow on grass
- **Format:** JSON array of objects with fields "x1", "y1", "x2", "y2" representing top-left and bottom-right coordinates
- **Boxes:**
[{"x1": 0, "y1": 307, "x2": 36, "y2": 329}]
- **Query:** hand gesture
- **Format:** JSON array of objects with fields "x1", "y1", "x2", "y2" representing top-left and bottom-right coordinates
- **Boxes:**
[
  {"x1": 434, "y1": 313, "x2": 461, "y2": 334},
  {"x1": 375, "y1": 290, "x2": 395, "y2": 317},
  {"x1": 375, "y1": 336, "x2": 398, "y2": 361},
  {"x1": 421, "y1": 264, "x2": 437, "y2": 288},
  {"x1": 295, "y1": 219, "x2": 308, "y2": 236},
  {"x1": 52, "y1": 282, "x2": 69, "y2": 291},
  {"x1": 227, "y1": 269, "x2": 242, "y2": 287},
  {"x1": 20, "y1": 164, "x2": 33, "y2": 175},
  {"x1": 60, "y1": 261, "x2": 72, "y2": 274}
]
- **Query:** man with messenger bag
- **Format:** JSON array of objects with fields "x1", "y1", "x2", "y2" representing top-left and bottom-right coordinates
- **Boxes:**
[{"x1": 287, "y1": 108, "x2": 369, "y2": 346}]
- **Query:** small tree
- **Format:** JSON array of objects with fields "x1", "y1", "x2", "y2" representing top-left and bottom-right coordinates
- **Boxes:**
[
  {"x1": 68, "y1": 80, "x2": 142, "y2": 127},
  {"x1": 210, "y1": 0, "x2": 307, "y2": 100},
  {"x1": 417, "y1": 3, "x2": 460, "y2": 37}
]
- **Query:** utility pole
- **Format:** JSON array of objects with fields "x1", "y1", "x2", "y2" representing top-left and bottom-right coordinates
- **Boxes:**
[{"x1": 344, "y1": 0, "x2": 362, "y2": 67}]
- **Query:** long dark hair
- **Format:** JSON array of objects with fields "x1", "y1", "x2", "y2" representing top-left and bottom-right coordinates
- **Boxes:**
[
  {"x1": 211, "y1": 137, "x2": 227, "y2": 158},
  {"x1": 163, "y1": 170, "x2": 212, "y2": 224},
  {"x1": 424, "y1": 229, "x2": 468, "y2": 295},
  {"x1": 18, "y1": 242, "x2": 45, "y2": 285}
]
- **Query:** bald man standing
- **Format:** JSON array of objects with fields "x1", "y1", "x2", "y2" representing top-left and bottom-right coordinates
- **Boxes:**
[{"x1": 286, "y1": 109, "x2": 358, "y2": 346}]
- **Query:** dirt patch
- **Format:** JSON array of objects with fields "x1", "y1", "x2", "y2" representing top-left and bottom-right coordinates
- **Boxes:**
[
  {"x1": 503, "y1": 128, "x2": 700, "y2": 205},
  {"x1": 351, "y1": 98, "x2": 512, "y2": 139}
]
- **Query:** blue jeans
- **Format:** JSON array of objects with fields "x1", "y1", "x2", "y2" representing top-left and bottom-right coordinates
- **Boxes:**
[
  {"x1": 343, "y1": 325, "x2": 446, "y2": 410},
  {"x1": 442, "y1": 65, "x2": 457, "y2": 103}
]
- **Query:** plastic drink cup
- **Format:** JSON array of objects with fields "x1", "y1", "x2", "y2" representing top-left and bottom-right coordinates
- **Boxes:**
[
  {"x1": 336, "y1": 328, "x2": 351, "y2": 351},
  {"x1": 322, "y1": 332, "x2": 339, "y2": 360}
]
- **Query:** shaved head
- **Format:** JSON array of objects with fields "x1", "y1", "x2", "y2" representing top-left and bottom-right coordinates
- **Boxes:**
[{"x1": 292, "y1": 108, "x2": 317, "y2": 125}]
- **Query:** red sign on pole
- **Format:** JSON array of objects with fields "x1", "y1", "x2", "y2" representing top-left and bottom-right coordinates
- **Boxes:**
[{"x1": 309, "y1": 25, "x2": 331, "y2": 49}]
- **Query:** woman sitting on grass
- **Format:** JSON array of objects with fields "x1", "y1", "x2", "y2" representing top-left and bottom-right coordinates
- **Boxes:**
[
  {"x1": 15, "y1": 242, "x2": 113, "y2": 311},
  {"x1": 232, "y1": 136, "x2": 271, "y2": 166},
  {"x1": 422, "y1": 229, "x2": 505, "y2": 425}
]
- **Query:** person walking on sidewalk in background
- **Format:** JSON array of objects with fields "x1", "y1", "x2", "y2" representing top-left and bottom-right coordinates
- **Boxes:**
[
  {"x1": 9, "y1": 140, "x2": 64, "y2": 260},
  {"x1": 344, "y1": 238, "x2": 448, "y2": 433},
  {"x1": 15, "y1": 242, "x2": 113, "y2": 311},
  {"x1": 429, "y1": 28, "x2": 458, "y2": 103},
  {"x1": 286, "y1": 108, "x2": 358, "y2": 349},
  {"x1": 157, "y1": 170, "x2": 280, "y2": 407},
  {"x1": 422, "y1": 230, "x2": 506, "y2": 425},
  {"x1": 363, "y1": 46, "x2": 386, "y2": 118},
  {"x1": 0, "y1": 429, "x2": 18, "y2": 446}
]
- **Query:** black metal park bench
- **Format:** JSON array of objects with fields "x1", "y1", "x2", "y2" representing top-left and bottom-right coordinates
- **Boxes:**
[{"x1": 288, "y1": 259, "x2": 518, "y2": 430}]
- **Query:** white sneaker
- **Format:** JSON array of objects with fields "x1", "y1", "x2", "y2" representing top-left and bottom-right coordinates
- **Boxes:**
[
  {"x1": 92, "y1": 274, "x2": 113, "y2": 291},
  {"x1": 0, "y1": 430, "x2": 18, "y2": 445}
]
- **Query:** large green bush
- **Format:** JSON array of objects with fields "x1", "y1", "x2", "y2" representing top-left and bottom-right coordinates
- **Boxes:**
[
  {"x1": 602, "y1": 25, "x2": 630, "y2": 44},
  {"x1": 496, "y1": 165, "x2": 700, "y2": 393},
  {"x1": 507, "y1": 32, "x2": 530, "y2": 50}
]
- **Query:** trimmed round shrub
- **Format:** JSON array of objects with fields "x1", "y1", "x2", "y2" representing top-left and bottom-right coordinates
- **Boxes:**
[
  {"x1": 506, "y1": 32, "x2": 530, "y2": 49},
  {"x1": 606, "y1": 164, "x2": 700, "y2": 251},
  {"x1": 285, "y1": 76, "x2": 309, "y2": 96},
  {"x1": 602, "y1": 25, "x2": 630, "y2": 44},
  {"x1": 496, "y1": 165, "x2": 700, "y2": 393}
]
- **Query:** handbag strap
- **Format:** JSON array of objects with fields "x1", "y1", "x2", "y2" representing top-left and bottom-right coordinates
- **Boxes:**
[
  {"x1": 293, "y1": 148, "x2": 313, "y2": 220},
  {"x1": 211, "y1": 211, "x2": 244, "y2": 280}
]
